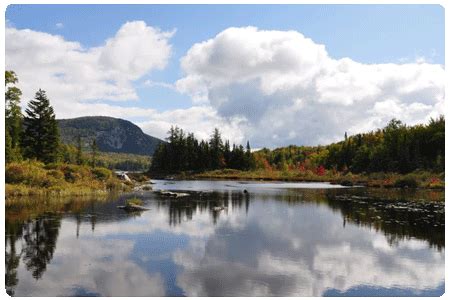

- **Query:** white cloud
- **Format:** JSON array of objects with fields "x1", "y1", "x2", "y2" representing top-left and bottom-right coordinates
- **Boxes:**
[
  {"x1": 6, "y1": 21, "x2": 174, "y2": 106},
  {"x1": 136, "y1": 106, "x2": 248, "y2": 144},
  {"x1": 55, "y1": 22, "x2": 64, "y2": 29},
  {"x1": 176, "y1": 26, "x2": 445, "y2": 147},
  {"x1": 6, "y1": 25, "x2": 444, "y2": 147}
]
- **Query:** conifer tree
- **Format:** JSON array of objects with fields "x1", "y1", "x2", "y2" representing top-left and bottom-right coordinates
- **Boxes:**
[
  {"x1": 22, "y1": 89, "x2": 60, "y2": 163},
  {"x1": 91, "y1": 139, "x2": 98, "y2": 167},
  {"x1": 5, "y1": 70, "x2": 23, "y2": 162},
  {"x1": 76, "y1": 135, "x2": 83, "y2": 165}
]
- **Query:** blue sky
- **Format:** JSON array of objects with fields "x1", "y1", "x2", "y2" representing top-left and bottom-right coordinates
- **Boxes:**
[{"x1": 5, "y1": 5, "x2": 445, "y2": 147}]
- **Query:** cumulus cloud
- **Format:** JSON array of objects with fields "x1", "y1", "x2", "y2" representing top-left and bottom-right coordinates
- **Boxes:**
[
  {"x1": 136, "y1": 106, "x2": 248, "y2": 144},
  {"x1": 176, "y1": 26, "x2": 445, "y2": 147},
  {"x1": 6, "y1": 24, "x2": 444, "y2": 147},
  {"x1": 6, "y1": 21, "x2": 174, "y2": 105}
]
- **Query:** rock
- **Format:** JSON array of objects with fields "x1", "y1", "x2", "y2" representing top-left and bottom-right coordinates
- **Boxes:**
[
  {"x1": 116, "y1": 171, "x2": 132, "y2": 182},
  {"x1": 133, "y1": 184, "x2": 153, "y2": 192},
  {"x1": 243, "y1": 189, "x2": 248, "y2": 194},
  {"x1": 117, "y1": 204, "x2": 149, "y2": 211},
  {"x1": 156, "y1": 190, "x2": 190, "y2": 198},
  {"x1": 212, "y1": 206, "x2": 225, "y2": 211}
]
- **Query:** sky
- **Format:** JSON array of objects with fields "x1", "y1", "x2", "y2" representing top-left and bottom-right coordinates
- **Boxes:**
[{"x1": 5, "y1": 4, "x2": 445, "y2": 148}]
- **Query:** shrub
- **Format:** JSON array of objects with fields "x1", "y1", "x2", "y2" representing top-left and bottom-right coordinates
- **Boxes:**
[
  {"x1": 339, "y1": 179, "x2": 354, "y2": 187},
  {"x1": 92, "y1": 167, "x2": 112, "y2": 181},
  {"x1": 106, "y1": 178, "x2": 122, "y2": 190},
  {"x1": 47, "y1": 169, "x2": 65, "y2": 180},
  {"x1": 394, "y1": 175, "x2": 418, "y2": 188},
  {"x1": 126, "y1": 197, "x2": 143, "y2": 206},
  {"x1": 5, "y1": 161, "x2": 47, "y2": 186},
  {"x1": 60, "y1": 165, "x2": 90, "y2": 183},
  {"x1": 5, "y1": 163, "x2": 28, "y2": 184}
]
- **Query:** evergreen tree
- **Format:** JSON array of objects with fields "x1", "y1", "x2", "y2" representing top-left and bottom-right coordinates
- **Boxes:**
[
  {"x1": 150, "y1": 127, "x2": 252, "y2": 173},
  {"x1": 91, "y1": 139, "x2": 98, "y2": 167},
  {"x1": 245, "y1": 140, "x2": 253, "y2": 169},
  {"x1": 76, "y1": 135, "x2": 83, "y2": 165},
  {"x1": 22, "y1": 89, "x2": 60, "y2": 163},
  {"x1": 5, "y1": 70, "x2": 23, "y2": 161},
  {"x1": 209, "y1": 128, "x2": 223, "y2": 169}
]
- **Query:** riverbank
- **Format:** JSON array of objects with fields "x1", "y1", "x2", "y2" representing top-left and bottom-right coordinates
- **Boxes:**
[
  {"x1": 5, "y1": 161, "x2": 132, "y2": 198},
  {"x1": 185, "y1": 169, "x2": 445, "y2": 189}
]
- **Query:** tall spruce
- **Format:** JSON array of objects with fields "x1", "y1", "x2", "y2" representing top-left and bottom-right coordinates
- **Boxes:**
[
  {"x1": 5, "y1": 71, "x2": 23, "y2": 162},
  {"x1": 150, "y1": 127, "x2": 252, "y2": 173},
  {"x1": 76, "y1": 135, "x2": 83, "y2": 165},
  {"x1": 22, "y1": 89, "x2": 60, "y2": 163},
  {"x1": 91, "y1": 139, "x2": 98, "y2": 167}
]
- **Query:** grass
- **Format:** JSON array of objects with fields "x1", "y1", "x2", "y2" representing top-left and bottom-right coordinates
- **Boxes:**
[
  {"x1": 192, "y1": 168, "x2": 444, "y2": 189},
  {"x1": 6, "y1": 160, "x2": 131, "y2": 198},
  {"x1": 126, "y1": 197, "x2": 144, "y2": 206}
]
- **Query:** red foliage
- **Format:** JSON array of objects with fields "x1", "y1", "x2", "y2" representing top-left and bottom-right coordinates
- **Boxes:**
[
  {"x1": 315, "y1": 165, "x2": 326, "y2": 176},
  {"x1": 262, "y1": 158, "x2": 272, "y2": 172},
  {"x1": 298, "y1": 162, "x2": 306, "y2": 172}
]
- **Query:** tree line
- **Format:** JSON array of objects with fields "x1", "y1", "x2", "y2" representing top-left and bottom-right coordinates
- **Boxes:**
[
  {"x1": 150, "y1": 127, "x2": 255, "y2": 173},
  {"x1": 5, "y1": 70, "x2": 99, "y2": 166},
  {"x1": 253, "y1": 117, "x2": 445, "y2": 175}
]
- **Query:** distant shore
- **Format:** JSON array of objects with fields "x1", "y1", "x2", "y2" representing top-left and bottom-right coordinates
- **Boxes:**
[{"x1": 154, "y1": 168, "x2": 445, "y2": 190}]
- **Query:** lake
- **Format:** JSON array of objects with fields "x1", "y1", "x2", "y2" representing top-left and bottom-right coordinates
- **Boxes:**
[{"x1": 5, "y1": 180, "x2": 444, "y2": 296}]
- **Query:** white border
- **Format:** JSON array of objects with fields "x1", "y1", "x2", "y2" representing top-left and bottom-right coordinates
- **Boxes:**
[{"x1": 1, "y1": 1, "x2": 447, "y2": 300}]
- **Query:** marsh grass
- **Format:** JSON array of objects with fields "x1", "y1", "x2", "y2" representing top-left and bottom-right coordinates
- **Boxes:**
[
  {"x1": 6, "y1": 160, "x2": 130, "y2": 198},
  {"x1": 126, "y1": 197, "x2": 144, "y2": 206}
]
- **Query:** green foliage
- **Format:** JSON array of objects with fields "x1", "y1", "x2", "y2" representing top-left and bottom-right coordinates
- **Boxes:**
[
  {"x1": 253, "y1": 117, "x2": 445, "y2": 175},
  {"x1": 92, "y1": 167, "x2": 112, "y2": 180},
  {"x1": 394, "y1": 175, "x2": 419, "y2": 189},
  {"x1": 150, "y1": 126, "x2": 253, "y2": 173},
  {"x1": 5, "y1": 70, "x2": 23, "y2": 162},
  {"x1": 22, "y1": 89, "x2": 60, "y2": 163},
  {"x1": 57, "y1": 143, "x2": 150, "y2": 171},
  {"x1": 91, "y1": 139, "x2": 98, "y2": 167}
]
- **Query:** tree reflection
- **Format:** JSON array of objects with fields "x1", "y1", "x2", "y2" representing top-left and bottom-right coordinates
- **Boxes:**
[
  {"x1": 156, "y1": 191, "x2": 250, "y2": 226},
  {"x1": 157, "y1": 187, "x2": 443, "y2": 251},
  {"x1": 5, "y1": 220, "x2": 23, "y2": 296},
  {"x1": 323, "y1": 189, "x2": 444, "y2": 250},
  {"x1": 22, "y1": 214, "x2": 62, "y2": 279}
]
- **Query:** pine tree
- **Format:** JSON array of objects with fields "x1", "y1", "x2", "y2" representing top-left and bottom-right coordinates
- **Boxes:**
[
  {"x1": 209, "y1": 128, "x2": 223, "y2": 169},
  {"x1": 22, "y1": 89, "x2": 60, "y2": 163},
  {"x1": 76, "y1": 135, "x2": 83, "y2": 165},
  {"x1": 245, "y1": 140, "x2": 254, "y2": 170},
  {"x1": 5, "y1": 71, "x2": 23, "y2": 161},
  {"x1": 91, "y1": 139, "x2": 98, "y2": 167}
]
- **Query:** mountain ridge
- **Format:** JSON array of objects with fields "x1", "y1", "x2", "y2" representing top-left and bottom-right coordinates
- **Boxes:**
[{"x1": 57, "y1": 116, "x2": 163, "y2": 156}]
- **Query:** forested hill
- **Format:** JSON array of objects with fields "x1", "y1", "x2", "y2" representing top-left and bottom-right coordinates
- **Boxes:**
[{"x1": 57, "y1": 116, "x2": 164, "y2": 156}]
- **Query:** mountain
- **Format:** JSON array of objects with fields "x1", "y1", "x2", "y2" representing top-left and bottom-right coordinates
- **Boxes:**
[{"x1": 57, "y1": 116, "x2": 164, "y2": 156}]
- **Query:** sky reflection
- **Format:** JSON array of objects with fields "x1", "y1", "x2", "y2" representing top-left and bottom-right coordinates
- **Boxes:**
[{"x1": 5, "y1": 181, "x2": 444, "y2": 296}]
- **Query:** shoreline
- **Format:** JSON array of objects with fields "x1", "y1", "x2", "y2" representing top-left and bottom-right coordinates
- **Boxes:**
[{"x1": 149, "y1": 169, "x2": 445, "y2": 190}]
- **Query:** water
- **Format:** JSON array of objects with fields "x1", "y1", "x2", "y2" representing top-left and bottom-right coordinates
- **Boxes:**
[{"x1": 5, "y1": 180, "x2": 444, "y2": 296}]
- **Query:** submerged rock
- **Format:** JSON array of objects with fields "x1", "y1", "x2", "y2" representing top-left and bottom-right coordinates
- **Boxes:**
[
  {"x1": 117, "y1": 204, "x2": 149, "y2": 211},
  {"x1": 156, "y1": 190, "x2": 190, "y2": 198}
]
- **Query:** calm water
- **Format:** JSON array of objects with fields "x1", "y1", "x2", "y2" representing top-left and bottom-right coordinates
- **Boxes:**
[{"x1": 5, "y1": 180, "x2": 444, "y2": 296}]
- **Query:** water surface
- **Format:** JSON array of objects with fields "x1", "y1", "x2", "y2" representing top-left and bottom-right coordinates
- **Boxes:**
[{"x1": 5, "y1": 180, "x2": 444, "y2": 296}]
